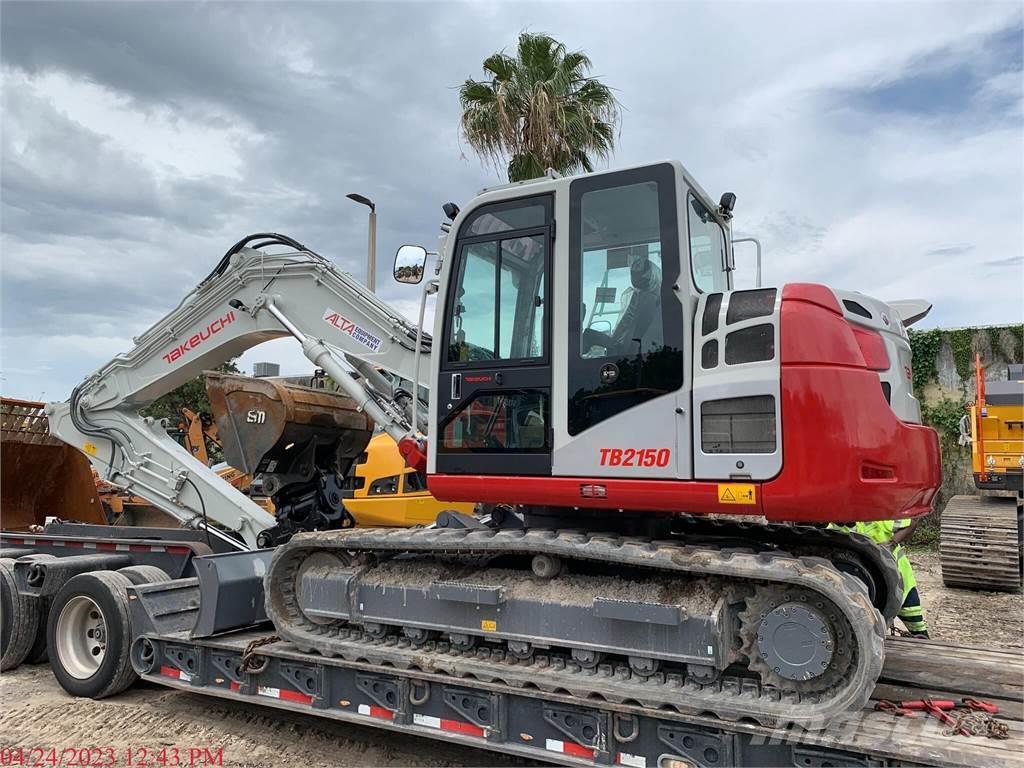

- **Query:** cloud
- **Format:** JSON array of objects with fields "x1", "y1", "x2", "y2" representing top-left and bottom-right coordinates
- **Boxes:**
[
  {"x1": 984, "y1": 255, "x2": 1024, "y2": 268},
  {"x1": 1, "y1": 1, "x2": 1022, "y2": 401}
]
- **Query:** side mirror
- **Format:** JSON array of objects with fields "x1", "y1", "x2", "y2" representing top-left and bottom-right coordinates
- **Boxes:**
[{"x1": 394, "y1": 244, "x2": 427, "y2": 284}]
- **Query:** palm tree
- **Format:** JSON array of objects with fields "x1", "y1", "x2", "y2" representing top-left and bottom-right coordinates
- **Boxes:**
[{"x1": 459, "y1": 32, "x2": 620, "y2": 182}]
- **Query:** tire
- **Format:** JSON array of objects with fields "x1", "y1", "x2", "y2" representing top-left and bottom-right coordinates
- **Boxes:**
[
  {"x1": 47, "y1": 570, "x2": 137, "y2": 698},
  {"x1": 22, "y1": 555, "x2": 58, "y2": 664},
  {"x1": 117, "y1": 565, "x2": 170, "y2": 586},
  {"x1": 25, "y1": 597, "x2": 51, "y2": 664},
  {"x1": 1, "y1": 558, "x2": 39, "y2": 671}
]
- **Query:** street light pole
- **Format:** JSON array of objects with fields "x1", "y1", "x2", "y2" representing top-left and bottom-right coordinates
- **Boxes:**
[{"x1": 346, "y1": 193, "x2": 376, "y2": 293}]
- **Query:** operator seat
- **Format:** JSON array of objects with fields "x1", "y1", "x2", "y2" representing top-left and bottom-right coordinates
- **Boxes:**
[{"x1": 584, "y1": 256, "x2": 662, "y2": 356}]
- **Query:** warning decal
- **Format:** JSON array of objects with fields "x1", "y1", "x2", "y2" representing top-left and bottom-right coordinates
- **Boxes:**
[{"x1": 718, "y1": 483, "x2": 756, "y2": 505}]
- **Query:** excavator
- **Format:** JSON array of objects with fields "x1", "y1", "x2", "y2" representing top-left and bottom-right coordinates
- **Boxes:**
[
  {"x1": 941, "y1": 355, "x2": 1024, "y2": 591},
  {"x1": 45, "y1": 160, "x2": 941, "y2": 726}
]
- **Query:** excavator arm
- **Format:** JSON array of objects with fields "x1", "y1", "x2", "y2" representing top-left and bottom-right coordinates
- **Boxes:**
[{"x1": 47, "y1": 234, "x2": 430, "y2": 550}]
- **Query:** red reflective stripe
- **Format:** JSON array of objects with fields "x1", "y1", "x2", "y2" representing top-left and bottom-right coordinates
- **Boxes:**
[
  {"x1": 65, "y1": 541, "x2": 83, "y2": 548},
  {"x1": 167, "y1": 546, "x2": 191, "y2": 555},
  {"x1": 279, "y1": 688, "x2": 313, "y2": 705},
  {"x1": 365, "y1": 705, "x2": 393, "y2": 720},
  {"x1": 4, "y1": 537, "x2": 24, "y2": 545},
  {"x1": 96, "y1": 542, "x2": 117, "y2": 551},
  {"x1": 159, "y1": 665, "x2": 180, "y2": 679},
  {"x1": 442, "y1": 719, "x2": 485, "y2": 737},
  {"x1": 563, "y1": 742, "x2": 594, "y2": 759},
  {"x1": 129, "y1": 545, "x2": 151, "y2": 552},
  {"x1": 229, "y1": 681, "x2": 241, "y2": 692}
]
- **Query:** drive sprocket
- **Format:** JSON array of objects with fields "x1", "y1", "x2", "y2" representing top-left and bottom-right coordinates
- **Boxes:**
[{"x1": 738, "y1": 584, "x2": 857, "y2": 694}]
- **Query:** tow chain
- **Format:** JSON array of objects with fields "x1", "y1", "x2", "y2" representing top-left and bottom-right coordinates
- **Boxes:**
[
  {"x1": 943, "y1": 710, "x2": 1010, "y2": 740},
  {"x1": 239, "y1": 634, "x2": 280, "y2": 673},
  {"x1": 874, "y1": 697, "x2": 1009, "y2": 739}
]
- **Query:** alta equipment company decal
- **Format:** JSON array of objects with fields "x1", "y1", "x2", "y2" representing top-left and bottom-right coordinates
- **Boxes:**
[
  {"x1": 162, "y1": 311, "x2": 235, "y2": 364},
  {"x1": 323, "y1": 308, "x2": 383, "y2": 352}
]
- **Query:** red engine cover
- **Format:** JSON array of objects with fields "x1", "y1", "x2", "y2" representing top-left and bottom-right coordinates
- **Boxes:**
[{"x1": 760, "y1": 283, "x2": 941, "y2": 522}]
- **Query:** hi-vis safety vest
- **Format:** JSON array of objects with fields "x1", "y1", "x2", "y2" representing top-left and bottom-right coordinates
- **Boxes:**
[{"x1": 828, "y1": 519, "x2": 916, "y2": 596}]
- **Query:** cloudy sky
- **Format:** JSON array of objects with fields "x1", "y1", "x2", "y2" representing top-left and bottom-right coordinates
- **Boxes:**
[{"x1": 1, "y1": 1, "x2": 1022, "y2": 400}]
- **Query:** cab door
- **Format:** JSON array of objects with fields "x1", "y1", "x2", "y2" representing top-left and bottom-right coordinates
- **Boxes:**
[
  {"x1": 435, "y1": 195, "x2": 553, "y2": 476},
  {"x1": 556, "y1": 163, "x2": 689, "y2": 479}
]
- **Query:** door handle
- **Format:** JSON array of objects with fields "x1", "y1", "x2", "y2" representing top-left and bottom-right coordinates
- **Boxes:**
[{"x1": 450, "y1": 373, "x2": 462, "y2": 400}]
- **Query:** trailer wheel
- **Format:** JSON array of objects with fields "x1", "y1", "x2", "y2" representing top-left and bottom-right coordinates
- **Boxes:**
[
  {"x1": 47, "y1": 570, "x2": 137, "y2": 698},
  {"x1": 1, "y1": 558, "x2": 39, "y2": 671},
  {"x1": 117, "y1": 565, "x2": 170, "y2": 586},
  {"x1": 23, "y1": 555, "x2": 58, "y2": 664},
  {"x1": 25, "y1": 597, "x2": 51, "y2": 664}
]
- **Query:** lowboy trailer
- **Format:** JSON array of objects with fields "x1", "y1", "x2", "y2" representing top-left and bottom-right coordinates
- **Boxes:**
[{"x1": 2, "y1": 525, "x2": 1022, "y2": 768}]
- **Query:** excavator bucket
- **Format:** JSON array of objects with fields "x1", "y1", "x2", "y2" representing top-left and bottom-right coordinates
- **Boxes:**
[
  {"x1": 1, "y1": 398, "x2": 107, "y2": 530},
  {"x1": 205, "y1": 372, "x2": 373, "y2": 484}
]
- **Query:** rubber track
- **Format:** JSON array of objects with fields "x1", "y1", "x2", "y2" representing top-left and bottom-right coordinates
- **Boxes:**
[
  {"x1": 669, "y1": 516, "x2": 904, "y2": 621},
  {"x1": 266, "y1": 527, "x2": 886, "y2": 728},
  {"x1": 941, "y1": 496, "x2": 1023, "y2": 592}
]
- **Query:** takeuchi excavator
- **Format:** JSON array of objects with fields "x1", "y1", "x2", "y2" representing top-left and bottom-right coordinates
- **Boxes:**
[{"x1": 46, "y1": 160, "x2": 941, "y2": 727}]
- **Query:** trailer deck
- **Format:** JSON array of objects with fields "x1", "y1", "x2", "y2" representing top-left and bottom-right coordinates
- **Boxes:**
[
  {"x1": 133, "y1": 616, "x2": 1024, "y2": 767},
  {"x1": 4, "y1": 528, "x2": 1023, "y2": 768}
]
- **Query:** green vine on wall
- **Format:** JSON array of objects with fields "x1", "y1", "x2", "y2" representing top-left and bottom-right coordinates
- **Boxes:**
[
  {"x1": 946, "y1": 328, "x2": 976, "y2": 381},
  {"x1": 920, "y1": 398, "x2": 967, "y2": 443},
  {"x1": 908, "y1": 328, "x2": 943, "y2": 394},
  {"x1": 908, "y1": 324, "x2": 1024, "y2": 442}
]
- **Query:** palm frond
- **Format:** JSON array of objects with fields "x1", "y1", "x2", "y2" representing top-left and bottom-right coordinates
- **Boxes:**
[{"x1": 459, "y1": 31, "x2": 621, "y2": 181}]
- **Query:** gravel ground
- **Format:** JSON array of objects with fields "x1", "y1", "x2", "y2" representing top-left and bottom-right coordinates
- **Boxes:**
[
  {"x1": 1, "y1": 549, "x2": 1019, "y2": 767},
  {"x1": 908, "y1": 549, "x2": 1023, "y2": 648}
]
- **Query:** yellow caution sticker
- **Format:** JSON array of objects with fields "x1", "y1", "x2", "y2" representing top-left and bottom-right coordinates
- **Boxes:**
[
  {"x1": 718, "y1": 483, "x2": 756, "y2": 505},
  {"x1": 83, "y1": 442, "x2": 98, "y2": 456},
  {"x1": 480, "y1": 619, "x2": 497, "y2": 632}
]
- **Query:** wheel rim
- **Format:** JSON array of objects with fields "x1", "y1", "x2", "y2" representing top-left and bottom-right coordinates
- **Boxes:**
[{"x1": 55, "y1": 595, "x2": 107, "y2": 679}]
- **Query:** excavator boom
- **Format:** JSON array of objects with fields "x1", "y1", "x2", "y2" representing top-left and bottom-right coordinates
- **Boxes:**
[{"x1": 47, "y1": 235, "x2": 429, "y2": 549}]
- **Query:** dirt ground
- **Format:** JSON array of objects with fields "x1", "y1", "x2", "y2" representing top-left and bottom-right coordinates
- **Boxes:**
[
  {"x1": 2, "y1": 549, "x2": 1020, "y2": 767},
  {"x1": 908, "y1": 549, "x2": 1023, "y2": 648}
]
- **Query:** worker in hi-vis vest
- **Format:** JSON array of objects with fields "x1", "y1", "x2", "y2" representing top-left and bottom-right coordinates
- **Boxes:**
[{"x1": 828, "y1": 519, "x2": 929, "y2": 638}]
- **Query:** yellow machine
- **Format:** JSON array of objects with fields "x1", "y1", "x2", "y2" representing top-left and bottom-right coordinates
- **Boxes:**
[
  {"x1": 941, "y1": 355, "x2": 1023, "y2": 592},
  {"x1": 344, "y1": 432, "x2": 476, "y2": 526},
  {"x1": 965, "y1": 362, "x2": 1024, "y2": 488}
]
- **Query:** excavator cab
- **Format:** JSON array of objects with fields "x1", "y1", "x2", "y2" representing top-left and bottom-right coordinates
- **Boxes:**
[
  {"x1": 424, "y1": 161, "x2": 938, "y2": 526},
  {"x1": 428, "y1": 164, "x2": 721, "y2": 487}
]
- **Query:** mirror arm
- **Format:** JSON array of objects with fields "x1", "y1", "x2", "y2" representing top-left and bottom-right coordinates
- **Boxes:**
[{"x1": 411, "y1": 278, "x2": 439, "y2": 437}]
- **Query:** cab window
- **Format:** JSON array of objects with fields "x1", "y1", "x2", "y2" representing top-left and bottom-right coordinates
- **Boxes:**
[
  {"x1": 446, "y1": 212, "x2": 547, "y2": 364},
  {"x1": 567, "y1": 164, "x2": 684, "y2": 435},
  {"x1": 688, "y1": 194, "x2": 727, "y2": 292}
]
